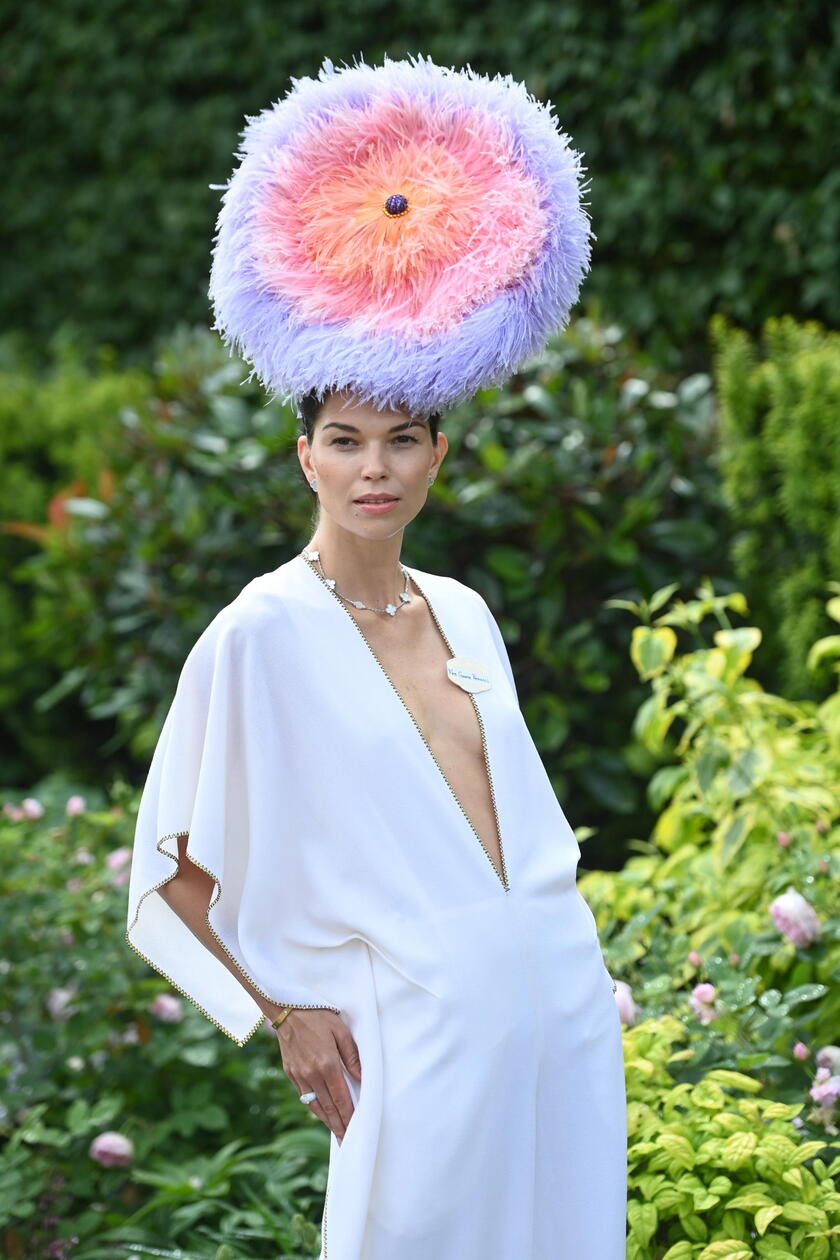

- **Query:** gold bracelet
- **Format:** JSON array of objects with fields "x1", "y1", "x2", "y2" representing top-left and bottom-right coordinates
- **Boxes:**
[{"x1": 270, "y1": 1005, "x2": 294, "y2": 1030}]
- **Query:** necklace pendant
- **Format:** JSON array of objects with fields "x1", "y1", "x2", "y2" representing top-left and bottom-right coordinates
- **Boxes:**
[
  {"x1": 349, "y1": 599, "x2": 366, "y2": 609},
  {"x1": 385, "y1": 604, "x2": 397, "y2": 616},
  {"x1": 399, "y1": 591, "x2": 411, "y2": 603}
]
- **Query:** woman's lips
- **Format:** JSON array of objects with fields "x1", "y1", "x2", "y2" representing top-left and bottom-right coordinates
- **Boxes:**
[{"x1": 355, "y1": 497, "x2": 399, "y2": 514}]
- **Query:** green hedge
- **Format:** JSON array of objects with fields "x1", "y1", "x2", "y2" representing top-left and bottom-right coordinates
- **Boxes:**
[
  {"x1": 710, "y1": 314, "x2": 840, "y2": 700},
  {"x1": 3, "y1": 1, "x2": 838, "y2": 366}
]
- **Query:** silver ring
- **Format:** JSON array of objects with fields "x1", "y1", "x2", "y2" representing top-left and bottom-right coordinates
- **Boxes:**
[{"x1": 300, "y1": 1090, "x2": 318, "y2": 1104}]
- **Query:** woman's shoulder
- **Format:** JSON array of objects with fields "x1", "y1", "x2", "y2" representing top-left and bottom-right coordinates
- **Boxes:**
[{"x1": 182, "y1": 559, "x2": 306, "y2": 664}]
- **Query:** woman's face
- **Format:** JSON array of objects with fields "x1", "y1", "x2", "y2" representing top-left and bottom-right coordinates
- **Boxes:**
[{"x1": 297, "y1": 391, "x2": 447, "y2": 539}]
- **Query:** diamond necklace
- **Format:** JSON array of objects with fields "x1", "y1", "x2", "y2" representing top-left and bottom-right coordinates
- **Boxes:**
[{"x1": 301, "y1": 549, "x2": 413, "y2": 617}]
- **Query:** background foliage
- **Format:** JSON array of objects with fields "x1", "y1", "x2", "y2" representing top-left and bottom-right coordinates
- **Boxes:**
[
  {"x1": 4, "y1": 4, "x2": 840, "y2": 1253},
  {"x1": 6, "y1": 310, "x2": 840, "y2": 865},
  {"x1": 3, "y1": 1, "x2": 838, "y2": 368},
  {"x1": 2, "y1": 590, "x2": 838, "y2": 1258},
  {"x1": 710, "y1": 314, "x2": 840, "y2": 700},
  {"x1": 3, "y1": 313, "x2": 736, "y2": 867}
]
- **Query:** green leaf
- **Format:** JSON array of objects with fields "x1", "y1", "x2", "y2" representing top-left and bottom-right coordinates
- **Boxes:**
[
  {"x1": 780, "y1": 1201, "x2": 829, "y2": 1229},
  {"x1": 631, "y1": 624, "x2": 678, "y2": 679},
  {"x1": 696, "y1": 1243, "x2": 753, "y2": 1260},
  {"x1": 661, "y1": 1244, "x2": 694, "y2": 1260},
  {"x1": 705, "y1": 1069, "x2": 763, "y2": 1094},
  {"x1": 627, "y1": 1200, "x2": 658, "y2": 1244},
  {"x1": 721, "y1": 1131, "x2": 758, "y2": 1169},
  {"x1": 679, "y1": 1212, "x2": 708, "y2": 1242},
  {"x1": 658, "y1": 1133, "x2": 696, "y2": 1170}
]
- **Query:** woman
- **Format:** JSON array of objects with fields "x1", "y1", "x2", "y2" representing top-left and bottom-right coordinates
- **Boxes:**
[{"x1": 127, "y1": 55, "x2": 627, "y2": 1258}]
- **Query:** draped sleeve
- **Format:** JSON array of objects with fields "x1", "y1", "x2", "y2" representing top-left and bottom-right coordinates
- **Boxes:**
[{"x1": 125, "y1": 595, "x2": 344, "y2": 1046}]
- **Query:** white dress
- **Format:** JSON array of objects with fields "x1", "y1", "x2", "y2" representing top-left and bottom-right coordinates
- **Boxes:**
[{"x1": 126, "y1": 553, "x2": 627, "y2": 1259}]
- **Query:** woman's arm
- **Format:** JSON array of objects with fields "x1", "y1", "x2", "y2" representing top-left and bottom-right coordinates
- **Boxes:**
[
  {"x1": 158, "y1": 834, "x2": 362, "y2": 1142},
  {"x1": 158, "y1": 833, "x2": 293, "y2": 1026}
]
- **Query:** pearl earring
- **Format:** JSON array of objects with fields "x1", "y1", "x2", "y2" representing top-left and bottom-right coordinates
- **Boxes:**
[
  {"x1": 309, "y1": 478, "x2": 317, "y2": 491},
  {"x1": 428, "y1": 475, "x2": 434, "y2": 485}
]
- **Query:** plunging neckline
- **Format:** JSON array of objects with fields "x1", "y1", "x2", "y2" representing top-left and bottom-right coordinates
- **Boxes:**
[{"x1": 297, "y1": 551, "x2": 510, "y2": 892}]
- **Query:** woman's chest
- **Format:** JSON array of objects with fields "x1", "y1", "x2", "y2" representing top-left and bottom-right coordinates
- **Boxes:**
[{"x1": 356, "y1": 608, "x2": 484, "y2": 764}]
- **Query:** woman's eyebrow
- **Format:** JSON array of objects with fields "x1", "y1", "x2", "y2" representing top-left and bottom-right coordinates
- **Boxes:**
[{"x1": 321, "y1": 419, "x2": 426, "y2": 434}]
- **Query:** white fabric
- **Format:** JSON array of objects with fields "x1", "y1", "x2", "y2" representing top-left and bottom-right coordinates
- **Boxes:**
[{"x1": 127, "y1": 554, "x2": 627, "y2": 1258}]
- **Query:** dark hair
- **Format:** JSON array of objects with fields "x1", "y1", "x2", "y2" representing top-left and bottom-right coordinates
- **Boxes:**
[{"x1": 298, "y1": 390, "x2": 440, "y2": 445}]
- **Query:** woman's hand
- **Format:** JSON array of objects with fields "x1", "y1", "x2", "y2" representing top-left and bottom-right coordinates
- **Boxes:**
[{"x1": 275, "y1": 1009, "x2": 362, "y2": 1141}]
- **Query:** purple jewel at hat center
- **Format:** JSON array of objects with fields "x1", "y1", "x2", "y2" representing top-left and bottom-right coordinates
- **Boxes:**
[{"x1": 383, "y1": 193, "x2": 410, "y2": 218}]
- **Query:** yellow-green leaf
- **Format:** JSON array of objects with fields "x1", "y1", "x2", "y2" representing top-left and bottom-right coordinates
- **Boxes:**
[
  {"x1": 825, "y1": 596, "x2": 840, "y2": 624},
  {"x1": 631, "y1": 624, "x2": 678, "y2": 679},
  {"x1": 758, "y1": 1133, "x2": 797, "y2": 1174},
  {"x1": 628, "y1": 1200, "x2": 658, "y2": 1244},
  {"x1": 791, "y1": 1140, "x2": 830, "y2": 1165},
  {"x1": 755, "y1": 1204, "x2": 783, "y2": 1235},
  {"x1": 680, "y1": 1213, "x2": 708, "y2": 1242},
  {"x1": 721, "y1": 1130, "x2": 758, "y2": 1169},
  {"x1": 661, "y1": 1244, "x2": 694, "y2": 1260},
  {"x1": 727, "y1": 1193, "x2": 774, "y2": 1211},
  {"x1": 658, "y1": 1133, "x2": 696, "y2": 1169},
  {"x1": 780, "y1": 1201, "x2": 828, "y2": 1229},
  {"x1": 705, "y1": 1069, "x2": 763, "y2": 1094},
  {"x1": 697, "y1": 1242, "x2": 753, "y2": 1260}
]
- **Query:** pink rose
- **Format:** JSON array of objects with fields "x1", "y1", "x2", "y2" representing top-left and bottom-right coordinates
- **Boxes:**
[
  {"x1": 768, "y1": 887, "x2": 821, "y2": 948},
  {"x1": 809, "y1": 1067, "x2": 840, "y2": 1108},
  {"x1": 816, "y1": 1045, "x2": 840, "y2": 1074},
  {"x1": 65, "y1": 877, "x2": 84, "y2": 892},
  {"x1": 88, "y1": 1131, "x2": 134, "y2": 1167},
  {"x1": 729, "y1": 952, "x2": 741, "y2": 965},
  {"x1": 111, "y1": 870, "x2": 130, "y2": 887},
  {"x1": 687, "y1": 951, "x2": 702, "y2": 966},
  {"x1": 66, "y1": 795, "x2": 87, "y2": 816},
  {"x1": 613, "y1": 980, "x2": 640, "y2": 1026},
  {"x1": 22, "y1": 797, "x2": 45, "y2": 819},
  {"x1": 793, "y1": 1041, "x2": 810, "y2": 1060},
  {"x1": 106, "y1": 847, "x2": 132, "y2": 871},
  {"x1": 776, "y1": 830, "x2": 790, "y2": 847},
  {"x1": 149, "y1": 993, "x2": 183, "y2": 1022},
  {"x1": 74, "y1": 848, "x2": 94, "y2": 865},
  {"x1": 2, "y1": 801, "x2": 25, "y2": 820},
  {"x1": 689, "y1": 982, "x2": 718, "y2": 1024}
]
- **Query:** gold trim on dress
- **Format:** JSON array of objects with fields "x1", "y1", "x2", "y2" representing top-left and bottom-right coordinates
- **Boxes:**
[
  {"x1": 300, "y1": 553, "x2": 511, "y2": 892},
  {"x1": 125, "y1": 828, "x2": 342, "y2": 1046}
]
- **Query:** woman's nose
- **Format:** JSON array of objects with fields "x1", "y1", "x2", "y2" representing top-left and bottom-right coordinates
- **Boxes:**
[{"x1": 360, "y1": 447, "x2": 390, "y2": 475}]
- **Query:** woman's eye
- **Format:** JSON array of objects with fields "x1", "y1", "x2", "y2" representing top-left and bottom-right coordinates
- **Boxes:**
[{"x1": 330, "y1": 435, "x2": 419, "y2": 446}]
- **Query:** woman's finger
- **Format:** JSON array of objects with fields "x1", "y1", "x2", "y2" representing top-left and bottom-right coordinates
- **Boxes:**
[{"x1": 310, "y1": 1062, "x2": 355, "y2": 1137}]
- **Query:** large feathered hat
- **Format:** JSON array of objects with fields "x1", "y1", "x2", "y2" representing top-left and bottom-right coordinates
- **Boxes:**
[{"x1": 208, "y1": 54, "x2": 593, "y2": 417}]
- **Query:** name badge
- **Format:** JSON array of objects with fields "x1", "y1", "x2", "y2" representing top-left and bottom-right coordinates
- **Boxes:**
[{"x1": 446, "y1": 655, "x2": 492, "y2": 693}]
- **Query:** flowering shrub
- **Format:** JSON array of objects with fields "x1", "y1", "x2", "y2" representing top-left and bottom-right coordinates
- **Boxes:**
[
  {"x1": 577, "y1": 582, "x2": 840, "y2": 1254},
  {"x1": 622, "y1": 1015, "x2": 840, "y2": 1260},
  {"x1": 2, "y1": 583, "x2": 838, "y2": 1256},
  {"x1": 0, "y1": 782, "x2": 330, "y2": 1258}
]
